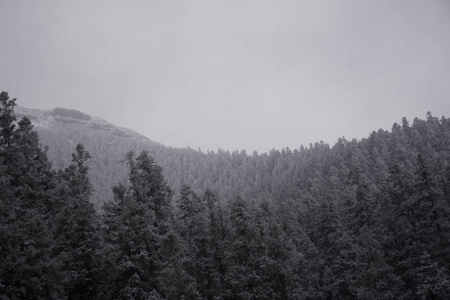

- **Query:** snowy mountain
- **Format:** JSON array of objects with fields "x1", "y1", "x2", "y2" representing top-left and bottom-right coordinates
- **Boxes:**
[{"x1": 16, "y1": 106, "x2": 163, "y2": 208}]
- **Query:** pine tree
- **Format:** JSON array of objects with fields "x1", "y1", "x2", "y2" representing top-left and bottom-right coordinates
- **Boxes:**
[
  {"x1": 202, "y1": 189, "x2": 228, "y2": 298},
  {"x1": 102, "y1": 151, "x2": 175, "y2": 299},
  {"x1": 222, "y1": 196, "x2": 266, "y2": 299},
  {"x1": 174, "y1": 186, "x2": 211, "y2": 298},
  {"x1": 50, "y1": 144, "x2": 101, "y2": 299},
  {"x1": 0, "y1": 92, "x2": 58, "y2": 299},
  {"x1": 408, "y1": 153, "x2": 450, "y2": 298}
]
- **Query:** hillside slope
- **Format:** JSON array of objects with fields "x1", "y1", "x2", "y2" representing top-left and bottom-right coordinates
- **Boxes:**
[
  {"x1": 16, "y1": 106, "x2": 164, "y2": 208},
  {"x1": 16, "y1": 106, "x2": 450, "y2": 215}
]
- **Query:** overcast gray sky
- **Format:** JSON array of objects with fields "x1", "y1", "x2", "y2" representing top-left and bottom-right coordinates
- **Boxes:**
[{"x1": 1, "y1": 1, "x2": 450, "y2": 153}]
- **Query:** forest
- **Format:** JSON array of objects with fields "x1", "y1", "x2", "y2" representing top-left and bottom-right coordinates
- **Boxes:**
[{"x1": 1, "y1": 91, "x2": 450, "y2": 299}]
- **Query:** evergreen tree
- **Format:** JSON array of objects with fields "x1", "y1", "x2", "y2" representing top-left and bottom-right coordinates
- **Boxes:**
[
  {"x1": 50, "y1": 144, "x2": 101, "y2": 299},
  {"x1": 223, "y1": 197, "x2": 266, "y2": 299},
  {"x1": 102, "y1": 151, "x2": 174, "y2": 299},
  {"x1": 203, "y1": 189, "x2": 228, "y2": 298},
  {"x1": 174, "y1": 186, "x2": 211, "y2": 299},
  {"x1": 0, "y1": 92, "x2": 58, "y2": 299}
]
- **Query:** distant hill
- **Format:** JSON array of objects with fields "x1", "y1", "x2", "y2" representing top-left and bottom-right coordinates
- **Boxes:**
[
  {"x1": 16, "y1": 106, "x2": 252, "y2": 209},
  {"x1": 16, "y1": 105, "x2": 307, "y2": 209},
  {"x1": 16, "y1": 106, "x2": 450, "y2": 216},
  {"x1": 16, "y1": 106, "x2": 165, "y2": 208}
]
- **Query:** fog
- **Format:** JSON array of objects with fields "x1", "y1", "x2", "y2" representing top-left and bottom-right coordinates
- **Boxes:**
[{"x1": 1, "y1": 0, "x2": 450, "y2": 153}]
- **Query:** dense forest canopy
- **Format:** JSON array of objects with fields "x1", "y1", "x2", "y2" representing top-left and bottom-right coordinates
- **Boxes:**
[{"x1": 1, "y1": 91, "x2": 450, "y2": 299}]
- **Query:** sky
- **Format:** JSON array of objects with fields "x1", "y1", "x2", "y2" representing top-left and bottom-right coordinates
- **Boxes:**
[{"x1": 1, "y1": 1, "x2": 450, "y2": 153}]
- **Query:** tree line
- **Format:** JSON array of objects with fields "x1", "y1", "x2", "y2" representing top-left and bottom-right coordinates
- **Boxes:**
[{"x1": 1, "y1": 91, "x2": 450, "y2": 299}]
